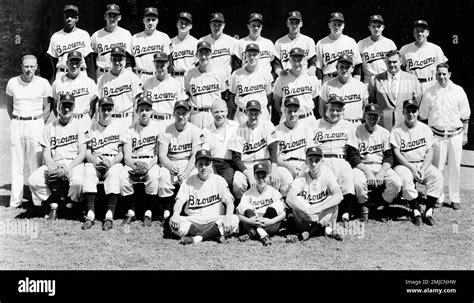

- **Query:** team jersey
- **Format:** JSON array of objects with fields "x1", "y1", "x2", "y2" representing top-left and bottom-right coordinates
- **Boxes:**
[
  {"x1": 274, "y1": 33, "x2": 316, "y2": 70},
  {"x1": 159, "y1": 122, "x2": 204, "y2": 161},
  {"x1": 314, "y1": 118, "x2": 354, "y2": 156},
  {"x1": 357, "y1": 36, "x2": 397, "y2": 79},
  {"x1": 171, "y1": 34, "x2": 198, "y2": 73},
  {"x1": 52, "y1": 73, "x2": 98, "y2": 115},
  {"x1": 316, "y1": 34, "x2": 363, "y2": 75},
  {"x1": 177, "y1": 173, "x2": 234, "y2": 219},
  {"x1": 390, "y1": 121, "x2": 433, "y2": 163},
  {"x1": 229, "y1": 66, "x2": 272, "y2": 110},
  {"x1": 290, "y1": 169, "x2": 339, "y2": 205},
  {"x1": 184, "y1": 67, "x2": 227, "y2": 109},
  {"x1": 97, "y1": 69, "x2": 142, "y2": 114},
  {"x1": 237, "y1": 185, "x2": 285, "y2": 216},
  {"x1": 91, "y1": 27, "x2": 133, "y2": 70},
  {"x1": 122, "y1": 120, "x2": 160, "y2": 158},
  {"x1": 131, "y1": 30, "x2": 172, "y2": 73},
  {"x1": 228, "y1": 120, "x2": 278, "y2": 163},
  {"x1": 6, "y1": 76, "x2": 52, "y2": 117},
  {"x1": 347, "y1": 124, "x2": 390, "y2": 165},
  {"x1": 202, "y1": 120, "x2": 239, "y2": 160},
  {"x1": 88, "y1": 119, "x2": 124, "y2": 157},
  {"x1": 319, "y1": 77, "x2": 368, "y2": 120},
  {"x1": 47, "y1": 28, "x2": 93, "y2": 70},
  {"x1": 143, "y1": 75, "x2": 186, "y2": 115},
  {"x1": 399, "y1": 42, "x2": 448, "y2": 80},
  {"x1": 199, "y1": 33, "x2": 238, "y2": 77},
  {"x1": 40, "y1": 117, "x2": 90, "y2": 161},
  {"x1": 276, "y1": 120, "x2": 314, "y2": 161},
  {"x1": 236, "y1": 36, "x2": 276, "y2": 74},
  {"x1": 272, "y1": 71, "x2": 319, "y2": 114}
]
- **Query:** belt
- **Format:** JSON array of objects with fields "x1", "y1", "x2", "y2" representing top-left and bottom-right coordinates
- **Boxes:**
[
  {"x1": 100, "y1": 153, "x2": 117, "y2": 157},
  {"x1": 132, "y1": 155, "x2": 154, "y2": 159},
  {"x1": 418, "y1": 77, "x2": 433, "y2": 83},
  {"x1": 409, "y1": 160, "x2": 424, "y2": 163},
  {"x1": 111, "y1": 112, "x2": 132, "y2": 118},
  {"x1": 432, "y1": 126, "x2": 463, "y2": 138},
  {"x1": 99, "y1": 67, "x2": 109, "y2": 73},
  {"x1": 12, "y1": 114, "x2": 42, "y2": 121},
  {"x1": 135, "y1": 69, "x2": 154, "y2": 75},
  {"x1": 151, "y1": 114, "x2": 173, "y2": 120},
  {"x1": 346, "y1": 118, "x2": 362, "y2": 123},
  {"x1": 324, "y1": 154, "x2": 345, "y2": 159},
  {"x1": 191, "y1": 106, "x2": 212, "y2": 112},
  {"x1": 287, "y1": 157, "x2": 305, "y2": 162},
  {"x1": 172, "y1": 71, "x2": 186, "y2": 76},
  {"x1": 72, "y1": 113, "x2": 86, "y2": 119},
  {"x1": 298, "y1": 112, "x2": 313, "y2": 119},
  {"x1": 325, "y1": 72, "x2": 338, "y2": 77},
  {"x1": 58, "y1": 67, "x2": 85, "y2": 72}
]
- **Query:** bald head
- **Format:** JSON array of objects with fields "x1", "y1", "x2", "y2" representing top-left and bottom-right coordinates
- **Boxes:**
[{"x1": 211, "y1": 99, "x2": 227, "y2": 112}]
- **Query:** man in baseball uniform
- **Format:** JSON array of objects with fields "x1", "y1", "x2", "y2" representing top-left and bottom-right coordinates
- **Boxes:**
[
  {"x1": 98, "y1": 46, "x2": 142, "y2": 127},
  {"x1": 236, "y1": 163, "x2": 287, "y2": 246},
  {"x1": 229, "y1": 43, "x2": 273, "y2": 124},
  {"x1": 419, "y1": 63, "x2": 471, "y2": 210},
  {"x1": 286, "y1": 146, "x2": 344, "y2": 242},
  {"x1": 316, "y1": 12, "x2": 363, "y2": 85},
  {"x1": 81, "y1": 97, "x2": 124, "y2": 231},
  {"x1": 314, "y1": 95, "x2": 356, "y2": 226},
  {"x1": 52, "y1": 51, "x2": 98, "y2": 131},
  {"x1": 390, "y1": 99, "x2": 443, "y2": 226},
  {"x1": 6, "y1": 55, "x2": 52, "y2": 209},
  {"x1": 400, "y1": 20, "x2": 448, "y2": 93},
  {"x1": 131, "y1": 7, "x2": 173, "y2": 84},
  {"x1": 91, "y1": 3, "x2": 133, "y2": 81},
  {"x1": 47, "y1": 4, "x2": 94, "y2": 82},
  {"x1": 171, "y1": 12, "x2": 198, "y2": 84},
  {"x1": 318, "y1": 54, "x2": 369, "y2": 124},
  {"x1": 357, "y1": 15, "x2": 397, "y2": 84},
  {"x1": 28, "y1": 93, "x2": 89, "y2": 220},
  {"x1": 184, "y1": 41, "x2": 227, "y2": 129},
  {"x1": 169, "y1": 149, "x2": 239, "y2": 245},
  {"x1": 120, "y1": 95, "x2": 162, "y2": 227},
  {"x1": 346, "y1": 104, "x2": 402, "y2": 222},
  {"x1": 272, "y1": 47, "x2": 319, "y2": 126},
  {"x1": 274, "y1": 11, "x2": 317, "y2": 77}
]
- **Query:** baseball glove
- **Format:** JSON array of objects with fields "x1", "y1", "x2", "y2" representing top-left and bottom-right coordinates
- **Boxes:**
[
  {"x1": 45, "y1": 167, "x2": 68, "y2": 185},
  {"x1": 128, "y1": 161, "x2": 149, "y2": 182}
]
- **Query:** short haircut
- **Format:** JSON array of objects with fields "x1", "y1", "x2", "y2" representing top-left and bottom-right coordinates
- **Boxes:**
[
  {"x1": 22, "y1": 54, "x2": 37, "y2": 64},
  {"x1": 385, "y1": 50, "x2": 400, "y2": 58},
  {"x1": 436, "y1": 62, "x2": 450, "y2": 70}
]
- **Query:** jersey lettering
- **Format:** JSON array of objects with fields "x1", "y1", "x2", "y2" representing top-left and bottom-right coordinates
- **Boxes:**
[
  {"x1": 323, "y1": 49, "x2": 354, "y2": 65},
  {"x1": 132, "y1": 135, "x2": 157, "y2": 152},
  {"x1": 281, "y1": 49, "x2": 309, "y2": 63},
  {"x1": 133, "y1": 45, "x2": 164, "y2": 57},
  {"x1": 190, "y1": 83, "x2": 220, "y2": 96},
  {"x1": 50, "y1": 134, "x2": 79, "y2": 150},
  {"x1": 97, "y1": 42, "x2": 128, "y2": 55},
  {"x1": 359, "y1": 142, "x2": 384, "y2": 155},
  {"x1": 329, "y1": 93, "x2": 361, "y2": 104},
  {"x1": 90, "y1": 135, "x2": 120, "y2": 149},
  {"x1": 145, "y1": 90, "x2": 177, "y2": 102},
  {"x1": 56, "y1": 42, "x2": 86, "y2": 57},
  {"x1": 281, "y1": 138, "x2": 306, "y2": 153},
  {"x1": 57, "y1": 87, "x2": 90, "y2": 98},
  {"x1": 187, "y1": 194, "x2": 221, "y2": 209},
  {"x1": 237, "y1": 84, "x2": 266, "y2": 96},
  {"x1": 252, "y1": 197, "x2": 274, "y2": 209},
  {"x1": 314, "y1": 131, "x2": 348, "y2": 143},
  {"x1": 102, "y1": 84, "x2": 132, "y2": 97},
  {"x1": 173, "y1": 49, "x2": 194, "y2": 59},
  {"x1": 243, "y1": 138, "x2": 267, "y2": 155},
  {"x1": 406, "y1": 57, "x2": 436, "y2": 71},
  {"x1": 363, "y1": 51, "x2": 388, "y2": 63},
  {"x1": 300, "y1": 188, "x2": 329, "y2": 204},
  {"x1": 211, "y1": 48, "x2": 231, "y2": 58},
  {"x1": 282, "y1": 85, "x2": 313, "y2": 96},
  {"x1": 169, "y1": 143, "x2": 192, "y2": 154},
  {"x1": 400, "y1": 138, "x2": 426, "y2": 151}
]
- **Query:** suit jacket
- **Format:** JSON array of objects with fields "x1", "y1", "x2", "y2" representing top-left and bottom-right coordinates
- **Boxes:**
[{"x1": 368, "y1": 71, "x2": 422, "y2": 130}]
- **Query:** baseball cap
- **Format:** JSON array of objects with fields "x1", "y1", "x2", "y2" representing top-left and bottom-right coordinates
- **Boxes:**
[
  {"x1": 174, "y1": 100, "x2": 190, "y2": 111},
  {"x1": 210, "y1": 12, "x2": 225, "y2": 23},
  {"x1": 67, "y1": 50, "x2": 82, "y2": 61},
  {"x1": 369, "y1": 14, "x2": 384, "y2": 24},
  {"x1": 195, "y1": 149, "x2": 212, "y2": 162},
  {"x1": 144, "y1": 7, "x2": 158, "y2": 17},
  {"x1": 245, "y1": 43, "x2": 260, "y2": 52},
  {"x1": 328, "y1": 95, "x2": 345, "y2": 106},
  {"x1": 64, "y1": 4, "x2": 79, "y2": 13},
  {"x1": 246, "y1": 100, "x2": 261, "y2": 111},
  {"x1": 290, "y1": 47, "x2": 305, "y2": 57},
  {"x1": 136, "y1": 95, "x2": 153, "y2": 107},
  {"x1": 329, "y1": 12, "x2": 345, "y2": 22},
  {"x1": 306, "y1": 146, "x2": 323, "y2": 157},
  {"x1": 196, "y1": 41, "x2": 212, "y2": 52},
  {"x1": 60, "y1": 93, "x2": 75, "y2": 104},
  {"x1": 106, "y1": 4, "x2": 120, "y2": 14},
  {"x1": 414, "y1": 19, "x2": 428, "y2": 29},
  {"x1": 365, "y1": 103, "x2": 381, "y2": 114},
  {"x1": 153, "y1": 51, "x2": 168, "y2": 62},
  {"x1": 284, "y1": 97, "x2": 300, "y2": 108},
  {"x1": 287, "y1": 11, "x2": 302, "y2": 20},
  {"x1": 403, "y1": 99, "x2": 419, "y2": 109},
  {"x1": 178, "y1": 12, "x2": 193, "y2": 23},
  {"x1": 248, "y1": 13, "x2": 263, "y2": 23},
  {"x1": 253, "y1": 163, "x2": 269, "y2": 174},
  {"x1": 338, "y1": 54, "x2": 353, "y2": 65},
  {"x1": 98, "y1": 96, "x2": 114, "y2": 107},
  {"x1": 111, "y1": 46, "x2": 126, "y2": 57}
]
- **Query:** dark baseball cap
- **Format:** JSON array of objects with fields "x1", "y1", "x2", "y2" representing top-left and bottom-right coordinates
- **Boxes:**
[
  {"x1": 136, "y1": 95, "x2": 153, "y2": 107},
  {"x1": 338, "y1": 54, "x2": 353, "y2": 65},
  {"x1": 245, "y1": 43, "x2": 260, "y2": 52},
  {"x1": 284, "y1": 97, "x2": 300, "y2": 108},
  {"x1": 195, "y1": 149, "x2": 212, "y2": 162},
  {"x1": 153, "y1": 51, "x2": 168, "y2": 62},
  {"x1": 64, "y1": 4, "x2": 79, "y2": 13},
  {"x1": 67, "y1": 50, "x2": 82, "y2": 61},
  {"x1": 290, "y1": 47, "x2": 305, "y2": 57},
  {"x1": 365, "y1": 103, "x2": 381, "y2": 114},
  {"x1": 60, "y1": 93, "x2": 75, "y2": 104},
  {"x1": 106, "y1": 4, "x2": 120, "y2": 14},
  {"x1": 248, "y1": 13, "x2": 263, "y2": 23},
  {"x1": 329, "y1": 12, "x2": 345, "y2": 22},
  {"x1": 403, "y1": 99, "x2": 419, "y2": 109},
  {"x1": 254, "y1": 162, "x2": 269, "y2": 174},
  {"x1": 210, "y1": 12, "x2": 225, "y2": 22},
  {"x1": 144, "y1": 7, "x2": 158, "y2": 17},
  {"x1": 178, "y1": 12, "x2": 193, "y2": 23},
  {"x1": 98, "y1": 96, "x2": 114, "y2": 107},
  {"x1": 246, "y1": 100, "x2": 261, "y2": 111},
  {"x1": 414, "y1": 19, "x2": 428, "y2": 29},
  {"x1": 287, "y1": 11, "x2": 302, "y2": 20},
  {"x1": 174, "y1": 100, "x2": 190, "y2": 111},
  {"x1": 370, "y1": 14, "x2": 384, "y2": 24},
  {"x1": 197, "y1": 41, "x2": 212, "y2": 52},
  {"x1": 328, "y1": 95, "x2": 345, "y2": 106},
  {"x1": 111, "y1": 46, "x2": 126, "y2": 57},
  {"x1": 306, "y1": 146, "x2": 323, "y2": 157}
]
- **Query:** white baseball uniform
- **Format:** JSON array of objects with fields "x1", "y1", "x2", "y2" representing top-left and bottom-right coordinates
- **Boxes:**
[
  {"x1": 199, "y1": 33, "x2": 238, "y2": 78},
  {"x1": 357, "y1": 36, "x2": 397, "y2": 84},
  {"x1": 237, "y1": 185, "x2": 286, "y2": 217},
  {"x1": 236, "y1": 36, "x2": 276, "y2": 74},
  {"x1": 275, "y1": 33, "x2": 316, "y2": 70},
  {"x1": 171, "y1": 34, "x2": 198, "y2": 83}
]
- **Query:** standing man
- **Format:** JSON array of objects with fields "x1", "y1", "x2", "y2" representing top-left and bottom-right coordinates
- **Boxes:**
[
  {"x1": 357, "y1": 15, "x2": 397, "y2": 84},
  {"x1": 91, "y1": 3, "x2": 133, "y2": 81},
  {"x1": 6, "y1": 55, "x2": 52, "y2": 209},
  {"x1": 47, "y1": 4, "x2": 94, "y2": 82},
  {"x1": 169, "y1": 149, "x2": 239, "y2": 245},
  {"x1": 419, "y1": 63, "x2": 471, "y2": 210},
  {"x1": 171, "y1": 12, "x2": 198, "y2": 84},
  {"x1": 368, "y1": 50, "x2": 422, "y2": 131},
  {"x1": 316, "y1": 12, "x2": 362, "y2": 85},
  {"x1": 400, "y1": 20, "x2": 448, "y2": 93},
  {"x1": 390, "y1": 99, "x2": 443, "y2": 226}
]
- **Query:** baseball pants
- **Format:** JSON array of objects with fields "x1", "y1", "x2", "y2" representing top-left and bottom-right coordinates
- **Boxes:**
[
  {"x1": 158, "y1": 159, "x2": 198, "y2": 198},
  {"x1": 171, "y1": 214, "x2": 240, "y2": 238},
  {"x1": 120, "y1": 164, "x2": 161, "y2": 196},
  {"x1": 323, "y1": 158, "x2": 355, "y2": 195},
  {"x1": 292, "y1": 205, "x2": 338, "y2": 233},
  {"x1": 353, "y1": 165, "x2": 402, "y2": 204},
  {"x1": 188, "y1": 110, "x2": 214, "y2": 130},
  {"x1": 28, "y1": 161, "x2": 85, "y2": 206},
  {"x1": 82, "y1": 162, "x2": 123, "y2": 195},
  {"x1": 394, "y1": 163, "x2": 443, "y2": 200},
  {"x1": 233, "y1": 107, "x2": 271, "y2": 125}
]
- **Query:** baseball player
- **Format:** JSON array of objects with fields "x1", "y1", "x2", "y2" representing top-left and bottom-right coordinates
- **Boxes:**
[
  {"x1": 357, "y1": 15, "x2": 397, "y2": 84},
  {"x1": 313, "y1": 95, "x2": 356, "y2": 226},
  {"x1": 274, "y1": 11, "x2": 317, "y2": 77},
  {"x1": 315, "y1": 12, "x2": 363, "y2": 85},
  {"x1": 419, "y1": 63, "x2": 471, "y2": 210},
  {"x1": 184, "y1": 41, "x2": 227, "y2": 130},
  {"x1": 171, "y1": 12, "x2": 198, "y2": 84},
  {"x1": 346, "y1": 104, "x2": 402, "y2": 222},
  {"x1": 169, "y1": 149, "x2": 239, "y2": 245},
  {"x1": 28, "y1": 93, "x2": 89, "y2": 220},
  {"x1": 120, "y1": 95, "x2": 162, "y2": 227},
  {"x1": 229, "y1": 43, "x2": 273, "y2": 124},
  {"x1": 91, "y1": 3, "x2": 133, "y2": 81},
  {"x1": 47, "y1": 4, "x2": 94, "y2": 82},
  {"x1": 390, "y1": 99, "x2": 443, "y2": 226},
  {"x1": 236, "y1": 163, "x2": 287, "y2": 246},
  {"x1": 158, "y1": 100, "x2": 205, "y2": 220},
  {"x1": 131, "y1": 7, "x2": 173, "y2": 84},
  {"x1": 6, "y1": 55, "x2": 52, "y2": 209},
  {"x1": 97, "y1": 46, "x2": 142, "y2": 127},
  {"x1": 399, "y1": 20, "x2": 448, "y2": 93},
  {"x1": 234, "y1": 13, "x2": 276, "y2": 75},
  {"x1": 272, "y1": 47, "x2": 319, "y2": 126},
  {"x1": 318, "y1": 54, "x2": 369, "y2": 124},
  {"x1": 286, "y1": 146, "x2": 344, "y2": 242},
  {"x1": 52, "y1": 51, "x2": 98, "y2": 131}
]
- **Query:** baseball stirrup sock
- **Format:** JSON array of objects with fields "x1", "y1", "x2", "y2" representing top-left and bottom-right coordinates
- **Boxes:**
[
  {"x1": 86, "y1": 193, "x2": 96, "y2": 212},
  {"x1": 106, "y1": 194, "x2": 118, "y2": 215},
  {"x1": 340, "y1": 194, "x2": 354, "y2": 216}
]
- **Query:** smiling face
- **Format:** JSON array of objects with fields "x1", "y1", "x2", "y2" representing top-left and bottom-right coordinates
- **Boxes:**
[
  {"x1": 284, "y1": 105, "x2": 300, "y2": 123},
  {"x1": 196, "y1": 158, "x2": 212, "y2": 180},
  {"x1": 245, "y1": 49, "x2": 260, "y2": 67},
  {"x1": 137, "y1": 103, "x2": 152, "y2": 125},
  {"x1": 197, "y1": 49, "x2": 211, "y2": 68},
  {"x1": 58, "y1": 102, "x2": 75, "y2": 122},
  {"x1": 212, "y1": 106, "x2": 227, "y2": 127},
  {"x1": 325, "y1": 102, "x2": 344, "y2": 123},
  {"x1": 254, "y1": 170, "x2": 269, "y2": 187},
  {"x1": 99, "y1": 104, "x2": 114, "y2": 126},
  {"x1": 436, "y1": 66, "x2": 451, "y2": 87},
  {"x1": 403, "y1": 106, "x2": 419, "y2": 127},
  {"x1": 413, "y1": 26, "x2": 429, "y2": 44},
  {"x1": 337, "y1": 61, "x2": 353, "y2": 80},
  {"x1": 110, "y1": 54, "x2": 125, "y2": 74},
  {"x1": 246, "y1": 108, "x2": 261, "y2": 126},
  {"x1": 154, "y1": 60, "x2": 168, "y2": 79},
  {"x1": 66, "y1": 58, "x2": 82, "y2": 78},
  {"x1": 174, "y1": 107, "x2": 189, "y2": 128},
  {"x1": 290, "y1": 55, "x2": 304, "y2": 73}
]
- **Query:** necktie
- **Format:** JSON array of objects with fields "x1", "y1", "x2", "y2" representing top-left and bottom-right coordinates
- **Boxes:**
[{"x1": 390, "y1": 76, "x2": 398, "y2": 100}]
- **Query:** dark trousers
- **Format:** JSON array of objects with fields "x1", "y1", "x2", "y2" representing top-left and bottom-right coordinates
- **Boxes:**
[{"x1": 213, "y1": 158, "x2": 235, "y2": 189}]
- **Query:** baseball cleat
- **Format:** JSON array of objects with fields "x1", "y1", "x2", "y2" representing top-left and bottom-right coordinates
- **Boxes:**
[
  {"x1": 285, "y1": 235, "x2": 299, "y2": 243},
  {"x1": 261, "y1": 236, "x2": 272, "y2": 246},
  {"x1": 424, "y1": 216, "x2": 435, "y2": 226},
  {"x1": 238, "y1": 234, "x2": 251, "y2": 242},
  {"x1": 121, "y1": 215, "x2": 135, "y2": 226},
  {"x1": 326, "y1": 231, "x2": 344, "y2": 241},
  {"x1": 163, "y1": 210, "x2": 171, "y2": 219},
  {"x1": 342, "y1": 218, "x2": 350, "y2": 228},
  {"x1": 47, "y1": 209, "x2": 57, "y2": 221},
  {"x1": 413, "y1": 215, "x2": 422, "y2": 226},
  {"x1": 451, "y1": 202, "x2": 461, "y2": 210},
  {"x1": 359, "y1": 212, "x2": 369, "y2": 222},
  {"x1": 143, "y1": 216, "x2": 152, "y2": 227},
  {"x1": 215, "y1": 235, "x2": 228, "y2": 244},
  {"x1": 81, "y1": 219, "x2": 94, "y2": 230},
  {"x1": 102, "y1": 219, "x2": 113, "y2": 231},
  {"x1": 434, "y1": 202, "x2": 443, "y2": 208},
  {"x1": 179, "y1": 236, "x2": 194, "y2": 245}
]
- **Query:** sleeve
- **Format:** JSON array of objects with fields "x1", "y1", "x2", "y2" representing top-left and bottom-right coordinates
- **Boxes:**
[
  {"x1": 307, "y1": 37, "x2": 316, "y2": 60},
  {"x1": 228, "y1": 130, "x2": 243, "y2": 153},
  {"x1": 315, "y1": 41, "x2": 323, "y2": 70},
  {"x1": 122, "y1": 128, "x2": 132, "y2": 145},
  {"x1": 39, "y1": 126, "x2": 51, "y2": 147},
  {"x1": 425, "y1": 126, "x2": 434, "y2": 149},
  {"x1": 5, "y1": 78, "x2": 13, "y2": 96},
  {"x1": 236, "y1": 192, "x2": 251, "y2": 215},
  {"x1": 311, "y1": 76, "x2": 319, "y2": 97},
  {"x1": 264, "y1": 72, "x2": 273, "y2": 94},
  {"x1": 132, "y1": 74, "x2": 143, "y2": 97},
  {"x1": 47, "y1": 35, "x2": 57, "y2": 58},
  {"x1": 287, "y1": 177, "x2": 305, "y2": 201},
  {"x1": 399, "y1": 45, "x2": 408, "y2": 67},
  {"x1": 229, "y1": 72, "x2": 237, "y2": 94},
  {"x1": 274, "y1": 40, "x2": 281, "y2": 60},
  {"x1": 125, "y1": 31, "x2": 133, "y2": 55},
  {"x1": 51, "y1": 81, "x2": 59, "y2": 100},
  {"x1": 272, "y1": 77, "x2": 282, "y2": 97},
  {"x1": 218, "y1": 175, "x2": 235, "y2": 204},
  {"x1": 346, "y1": 144, "x2": 362, "y2": 168},
  {"x1": 382, "y1": 149, "x2": 394, "y2": 166},
  {"x1": 319, "y1": 82, "x2": 329, "y2": 102},
  {"x1": 81, "y1": 32, "x2": 93, "y2": 57},
  {"x1": 42, "y1": 79, "x2": 53, "y2": 98},
  {"x1": 175, "y1": 180, "x2": 190, "y2": 204},
  {"x1": 266, "y1": 122, "x2": 279, "y2": 145},
  {"x1": 176, "y1": 81, "x2": 187, "y2": 101},
  {"x1": 184, "y1": 71, "x2": 191, "y2": 93},
  {"x1": 219, "y1": 71, "x2": 228, "y2": 92},
  {"x1": 351, "y1": 39, "x2": 363, "y2": 65},
  {"x1": 346, "y1": 128, "x2": 358, "y2": 148},
  {"x1": 91, "y1": 32, "x2": 98, "y2": 52},
  {"x1": 437, "y1": 45, "x2": 448, "y2": 64},
  {"x1": 89, "y1": 79, "x2": 99, "y2": 99},
  {"x1": 389, "y1": 128, "x2": 400, "y2": 148},
  {"x1": 235, "y1": 40, "x2": 243, "y2": 60},
  {"x1": 418, "y1": 89, "x2": 431, "y2": 120},
  {"x1": 79, "y1": 128, "x2": 92, "y2": 145},
  {"x1": 458, "y1": 87, "x2": 471, "y2": 120},
  {"x1": 193, "y1": 127, "x2": 206, "y2": 148}
]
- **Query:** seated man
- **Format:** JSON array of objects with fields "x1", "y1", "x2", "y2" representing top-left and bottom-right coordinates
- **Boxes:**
[{"x1": 169, "y1": 149, "x2": 239, "y2": 245}]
